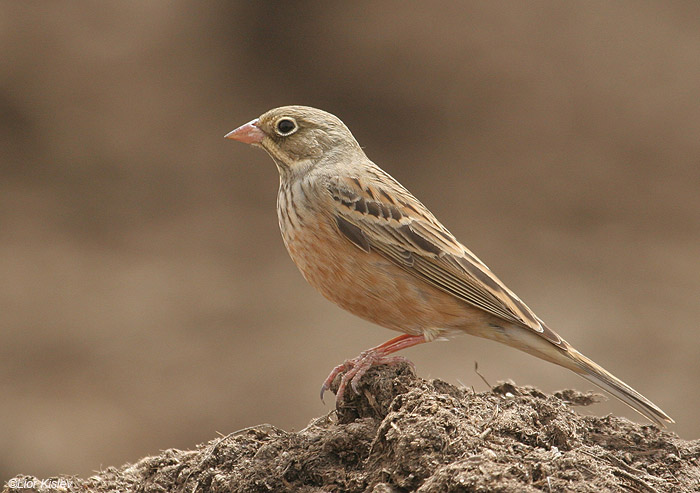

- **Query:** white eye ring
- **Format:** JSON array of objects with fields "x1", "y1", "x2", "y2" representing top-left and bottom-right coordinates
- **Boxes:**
[{"x1": 275, "y1": 117, "x2": 298, "y2": 136}]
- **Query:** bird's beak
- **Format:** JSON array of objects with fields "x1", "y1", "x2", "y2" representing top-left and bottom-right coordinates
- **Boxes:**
[{"x1": 224, "y1": 118, "x2": 265, "y2": 144}]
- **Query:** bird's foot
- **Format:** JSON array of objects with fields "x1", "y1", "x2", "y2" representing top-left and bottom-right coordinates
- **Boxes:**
[
  {"x1": 320, "y1": 334, "x2": 426, "y2": 403},
  {"x1": 320, "y1": 351, "x2": 415, "y2": 403}
]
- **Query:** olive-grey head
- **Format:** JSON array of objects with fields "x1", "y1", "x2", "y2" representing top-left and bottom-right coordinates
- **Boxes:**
[{"x1": 225, "y1": 105, "x2": 365, "y2": 179}]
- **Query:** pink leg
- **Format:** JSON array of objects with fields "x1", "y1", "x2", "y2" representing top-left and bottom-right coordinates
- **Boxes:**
[{"x1": 320, "y1": 334, "x2": 427, "y2": 402}]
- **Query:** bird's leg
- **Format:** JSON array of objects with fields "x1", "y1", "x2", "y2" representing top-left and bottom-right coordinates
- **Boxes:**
[{"x1": 320, "y1": 334, "x2": 426, "y2": 402}]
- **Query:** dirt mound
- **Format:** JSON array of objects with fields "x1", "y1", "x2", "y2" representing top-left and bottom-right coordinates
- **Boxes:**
[{"x1": 6, "y1": 364, "x2": 699, "y2": 492}]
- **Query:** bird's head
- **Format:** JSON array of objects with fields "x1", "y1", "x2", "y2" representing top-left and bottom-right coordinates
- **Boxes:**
[{"x1": 225, "y1": 106, "x2": 364, "y2": 178}]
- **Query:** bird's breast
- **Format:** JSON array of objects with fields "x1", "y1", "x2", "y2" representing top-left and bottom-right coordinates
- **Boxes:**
[{"x1": 276, "y1": 182, "x2": 485, "y2": 336}]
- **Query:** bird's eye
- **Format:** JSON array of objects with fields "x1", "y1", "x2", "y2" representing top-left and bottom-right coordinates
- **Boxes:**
[{"x1": 275, "y1": 118, "x2": 297, "y2": 136}]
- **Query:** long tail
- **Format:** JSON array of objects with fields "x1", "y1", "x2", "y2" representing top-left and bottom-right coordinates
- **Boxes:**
[
  {"x1": 565, "y1": 346, "x2": 674, "y2": 426},
  {"x1": 471, "y1": 322, "x2": 673, "y2": 426}
]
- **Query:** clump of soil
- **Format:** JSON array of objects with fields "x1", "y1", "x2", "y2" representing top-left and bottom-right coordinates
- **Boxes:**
[{"x1": 6, "y1": 364, "x2": 699, "y2": 492}]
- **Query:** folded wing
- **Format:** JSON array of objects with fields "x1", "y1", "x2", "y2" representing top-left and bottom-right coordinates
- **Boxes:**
[{"x1": 327, "y1": 172, "x2": 564, "y2": 348}]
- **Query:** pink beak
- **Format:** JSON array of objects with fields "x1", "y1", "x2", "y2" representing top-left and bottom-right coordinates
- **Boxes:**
[{"x1": 224, "y1": 118, "x2": 265, "y2": 144}]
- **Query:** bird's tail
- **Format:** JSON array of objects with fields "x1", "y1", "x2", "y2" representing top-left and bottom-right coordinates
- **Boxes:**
[{"x1": 565, "y1": 346, "x2": 674, "y2": 427}]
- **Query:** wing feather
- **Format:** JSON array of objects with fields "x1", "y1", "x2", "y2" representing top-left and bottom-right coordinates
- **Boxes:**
[{"x1": 327, "y1": 173, "x2": 563, "y2": 347}]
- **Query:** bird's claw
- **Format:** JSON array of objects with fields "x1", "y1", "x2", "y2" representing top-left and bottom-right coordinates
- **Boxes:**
[{"x1": 319, "y1": 351, "x2": 415, "y2": 404}]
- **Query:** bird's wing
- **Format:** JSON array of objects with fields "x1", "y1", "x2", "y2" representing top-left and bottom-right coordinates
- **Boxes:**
[{"x1": 327, "y1": 171, "x2": 564, "y2": 347}]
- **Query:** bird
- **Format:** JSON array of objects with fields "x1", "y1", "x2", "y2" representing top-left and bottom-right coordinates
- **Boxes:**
[{"x1": 225, "y1": 105, "x2": 673, "y2": 426}]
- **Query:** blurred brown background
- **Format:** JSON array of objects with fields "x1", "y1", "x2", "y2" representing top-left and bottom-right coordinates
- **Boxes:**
[{"x1": 2, "y1": 1, "x2": 699, "y2": 480}]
